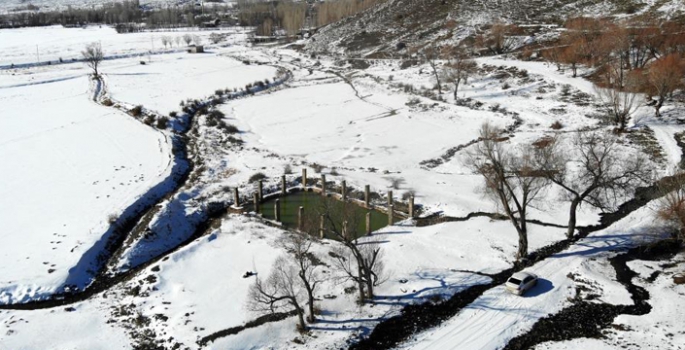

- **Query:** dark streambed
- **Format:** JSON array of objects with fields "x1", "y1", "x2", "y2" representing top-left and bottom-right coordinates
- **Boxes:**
[
  {"x1": 349, "y1": 174, "x2": 685, "y2": 350},
  {"x1": 503, "y1": 240, "x2": 681, "y2": 350}
]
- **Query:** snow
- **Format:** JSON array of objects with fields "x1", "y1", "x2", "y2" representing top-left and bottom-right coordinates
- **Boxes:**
[
  {"x1": 0, "y1": 66, "x2": 173, "y2": 303},
  {"x1": 105, "y1": 52, "x2": 278, "y2": 115},
  {"x1": 87, "y1": 213, "x2": 566, "y2": 350},
  {"x1": 0, "y1": 300, "x2": 130, "y2": 350},
  {"x1": 1, "y1": 22, "x2": 684, "y2": 350},
  {"x1": 397, "y1": 206, "x2": 665, "y2": 350},
  {"x1": 0, "y1": 25, "x2": 248, "y2": 67},
  {"x1": 535, "y1": 253, "x2": 685, "y2": 350}
]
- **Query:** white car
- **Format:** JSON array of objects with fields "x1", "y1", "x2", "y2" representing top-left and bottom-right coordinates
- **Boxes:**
[{"x1": 505, "y1": 271, "x2": 538, "y2": 295}]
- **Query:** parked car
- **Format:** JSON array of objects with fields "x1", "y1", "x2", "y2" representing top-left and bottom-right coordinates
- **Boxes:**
[{"x1": 505, "y1": 271, "x2": 538, "y2": 295}]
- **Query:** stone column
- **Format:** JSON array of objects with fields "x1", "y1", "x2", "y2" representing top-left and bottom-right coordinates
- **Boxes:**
[
  {"x1": 409, "y1": 195, "x2": 415, "y2": 218},
  {"x1": 258, "y1": 180, "x2": 264, "y2": 201},
  {"x1": 298, "y1": 206, "x2": 304, "y2": 231},
  {"x1": 365, "y1": 185, "x2": 370, "y2": 208},
  {"x1": 366, "y1": 212, "x2": 371, "y2": 235},
  {"x1": 274, "y1": 199, "x2": 281, "y2": 222},
  {"x1": 321, "y1": 174, "x2": 327, "y2": 196},
  {"x1": 281, "y1": 175, "x2": 287, "y2": 196},
  {"x1": 233, "y1": 188, "x2": 240, "y2": 208},
  {"x1": 387, "y1": 190, "x2": 393, "y2": 206},
  {"x1": 342, "y1": 180, "x2": 347, "y2": 201},
  {"x1": 302, "y1": 168, "x2": 307, "y2": 189},
  {"x1": 319, "y1": 214, "x2": 325, "y2": 239},
  {"x1": 253, "y1": 193, "x2": 260, "y2": 214},
  {"x1": 388, "y1": 204, "x2": 394, "y2": 226}
]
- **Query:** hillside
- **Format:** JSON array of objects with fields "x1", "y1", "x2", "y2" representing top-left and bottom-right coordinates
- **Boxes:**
[{"x1": 306, "y1": 0, "x2": 685, "y2": 57}]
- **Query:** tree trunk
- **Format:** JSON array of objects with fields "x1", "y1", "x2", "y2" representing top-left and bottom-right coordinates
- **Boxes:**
[
  {"x1": 453, "y1": 81, "x2": 459, "y2": 102},
  {"x1": 567, "y1": 197, "x2": 580, "y2": 239},
  {"x1": 655, "y1": 97, "x2": 664, "y2": 118},
  {"x1": 304, "y1": 284, "x2": 316, "y2": 323},
  {"x1": 296, "y1": 307, "x2": 306, "y2": 331},
  {"x1": 358, "y1": 280, "x2": 365, "y2": 303},
  {"x1": 357, "y1": 265, "x2": 365, "y2": 303},
  {"x1": 430, "y1": 61, "x2": 442, "y2": 94},
  {"x1": 365, "y1": 275, "x2": 374, "y2": 299},
  {"x1": 516, "y1": 227, "x2": 528, "y2": 261}
]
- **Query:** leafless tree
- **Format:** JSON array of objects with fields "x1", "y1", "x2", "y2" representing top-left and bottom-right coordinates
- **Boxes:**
[
  {"x1": 475, "y1": 21, "x2": 520, "y2": 55},
  {"x1": 192, "y1": 34, "x2": 203, "y2": 46},
  {"x1": 535, "y1": 131, "x2": 652, "y2": 238},
  {"x1": 209, "y1": 32, "x2": 222, "y2": 44},
  {"x1": 315, "y1": 198, "x2": 386, "y2": 302},
  {"x1": 279, "y1": 232, "x2": 324, "y2": 323},
  {"x1": 465, "y1": 122, "x2": 550, "y2": 261},
  {"x1": 248, "y1": 256, "x2": 308, "y2": 331},
  {"x1": 646, "y1": 54, "x2": 684, "y2": 118},
  {"x1": 656, "y1": 173, "x2": 685, "y2": 241},
  {"x1": 443, "y1": 45, "x2": 477, "y2": 102},
  {"x1": 183, "y1": 33, "x2": 193, "y2": 46},
  {"x1": 414, "y1": 44, "x2": 443, "y2": 95},
  {"x1": 174, "y1": 36, "x2": 182, "y2": 47},
  {"x1": 595, "y1": 85, "x2": 639, "y2": 132},
  {"x1": 82, "y1": 42, "x2": 104, "y2": 77},
  {"x1": 331, "y1": 242, "x2": 385, "y2": 302},
  {"x1": 161, "y1": 35, "x2": 171, "y2": 49}
]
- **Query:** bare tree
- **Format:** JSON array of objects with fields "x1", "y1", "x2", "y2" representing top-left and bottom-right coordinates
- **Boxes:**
[
  {"x1": 209, "y1": 32, "x2": 222, "y2": 44},
  {"x1": 656, "y1": 173, "x2": 685, "y2": 241},
  {"x1": 646, "y1": 54, "x2": 684, "y2": 118},
  {"x1": 160, "y1": 35, "x2": 171, "y2": 49},
  {"x1": 413, "y1": 44, "x2": 443, "y2": 95},
  {"x1": 174, "y1": 36, "x2": 182, "y2": 47},
  {"x1": 595, "y1": 85, "x2": 639, "y2": 132},
  {"x1": 183, "y1": 33, "x2": 193, "y2": 46},
  {"x1": 443, "y1": 45, "x2": 477, "y2": 102},
  {"x1": 248, "y1": 256, "x2": 307, "y2": 331},
  {"x1": 331, "y1": 242, "x2": 385, "y2": 302},
  {"x1": 192, "y1": 34, "x2": 203, "y2": 46},
  {"x1": 535, "y1": 131, "x2": 652, "y2": 238},
  {"x1": 476, "y1": 21, "x2": 520, "y2": 55},
  {"x1": 279, "y1": 232, "x2": 324, "y2": 323},
  {"x1": 315, "y1": 198, "x2": 386, "y2": 302},
  {"x1": 82, "y1": 42, "x2": 104, "y2": 77},
  {"x1": 466, "y1": 122, "x2": 550, "y2": 260}
]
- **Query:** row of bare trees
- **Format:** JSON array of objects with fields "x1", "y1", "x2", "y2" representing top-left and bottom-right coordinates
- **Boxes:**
[
  {"x1": 466, "y1": 123, "x2": 652, "y2": 260},
  {"x1": 542, "y1": 17, "x2": 685, "y2": 125},
  {"x1": 248, "y1": 198, "x2": 385, "y2": 331},
  {"x1": 316, "y1": 0, "x2": 384, "y2": 27},
  {"x1": 237, "y1": 0, "x2": 307, "y2": 36},
  {"x1": 412, "y1": 43, "x2": 478, "y2": 100},
  {"x1": 160, "y1": 34, "x2": 204, "y2": 49}
]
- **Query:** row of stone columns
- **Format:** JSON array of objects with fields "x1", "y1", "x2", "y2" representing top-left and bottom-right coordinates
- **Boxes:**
[
  {"x1": 232, "y1": 170, "x2": 416, "y2": 235},
  {"x1": 239, "y1": 182, "x2": 414, "y2": 217},
  {"x1": 240, "y1": 183, "x2": 415, "y2": 219}
]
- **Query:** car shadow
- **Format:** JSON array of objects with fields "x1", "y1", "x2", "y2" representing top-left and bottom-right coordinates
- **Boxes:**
[{"x1": 523, "y1": 278, "x2": 554, "y2": 298}]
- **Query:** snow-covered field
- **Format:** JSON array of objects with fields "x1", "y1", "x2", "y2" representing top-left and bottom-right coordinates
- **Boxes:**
[
  {"x1": 1, "y1": 23, "x2": 684, "y2": 350},
  {"x1": 0, "y1": 25, "x2": 248, "y2": 67},
  {"x1": 398, "y1": 206, "x2": 663, "y2": 350},
  {"x1": 106, "y1": 52, "x2": 278, "y2": 115},
  {"x1": 0, "y1": 70, "x2": 173, "y2": 303}
]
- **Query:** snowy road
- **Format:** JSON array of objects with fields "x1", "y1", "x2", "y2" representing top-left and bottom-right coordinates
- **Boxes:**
[{"x1": 398, "y1": 207, "x2": 656, "y2": 350}]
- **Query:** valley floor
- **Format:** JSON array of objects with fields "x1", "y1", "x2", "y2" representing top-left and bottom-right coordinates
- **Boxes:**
[{"x1": 0, "y1": 25, "x2": 683, "y2": 350}]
